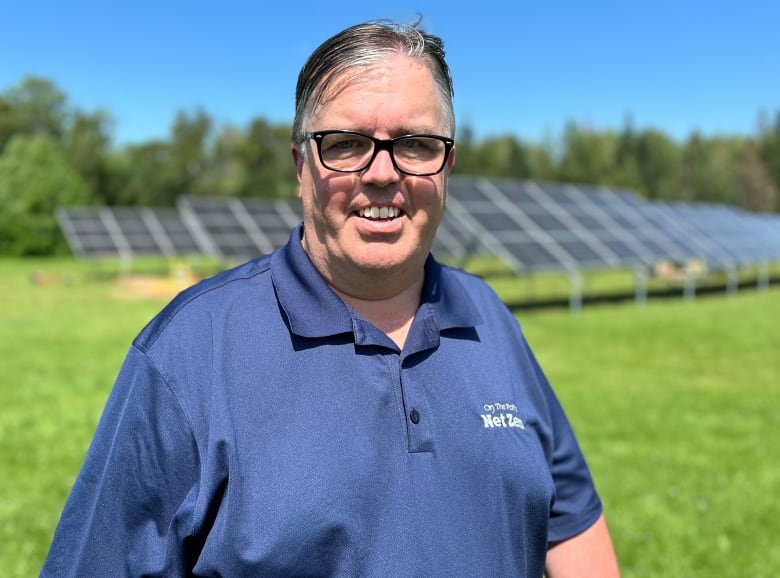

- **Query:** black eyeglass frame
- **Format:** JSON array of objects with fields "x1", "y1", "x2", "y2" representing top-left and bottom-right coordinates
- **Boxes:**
[{"x1": 303, "y1": 130, "x2": 455, "y2": 176}]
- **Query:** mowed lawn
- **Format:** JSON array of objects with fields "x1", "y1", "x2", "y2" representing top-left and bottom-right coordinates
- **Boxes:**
[{"x1": 1, "y1": 258, "x2": 778, "y2": 577}]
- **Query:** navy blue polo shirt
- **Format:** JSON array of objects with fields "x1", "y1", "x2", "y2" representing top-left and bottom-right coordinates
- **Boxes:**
[{"x1": 42, "y1": 224, "x2": 602, "y2": 577}]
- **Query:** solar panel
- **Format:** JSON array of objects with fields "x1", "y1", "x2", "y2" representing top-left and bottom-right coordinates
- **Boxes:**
[
  {"x1": 448, "y1": 178, "x2": 624, "y2": 272},
  {"x1": 520, "y1": 182, "x2": 627, "y2": 267},
  {"x1": 557, "y1": 184, "x2": 665, "y2": 265},
  {"x1": 750, "y1": 213, "x2": 780, "y2": 261},
  {"x1": 428, "y1": 209, "x2": 477, "y2": 262},
  {"x1": 110, "y1": 207, "x2": 203, "y2": 256},
  {"x1": 447, "y1": 177, "x2": 780, "y2": 278},
  {"x1": 177, "y1": 196, "x2": 276, "y2": 260},
  {"x1": 180, "y1": 194, "x2": 485, "y2": 264},
  {"x1": 150, "y1": 209, "x2": 205, "y2": 255},
  {"x1": 447, "y1": 179, "x2": 561, "y2": 272},
  {"x1": 241, "y1": 198, "x2": 303, "y2": 249},
  {"x1": 666, "y1": 202, "x2": 775, "y2": 266},
  {"x1": 584, "y1": 188, "x2": 697, "y2": 264},
  {"x1": 57, "y1": 206, "x2": 204, "y2": 258},
  {"x1": 57, "y1": 207, "x2": 118, "y2": 257},
  {"x1": 645, "y1": 203, "x2": 743, "y2": 269},
  {"x1": 57, "y1": 177, "x2": 780, "y2": 284}
]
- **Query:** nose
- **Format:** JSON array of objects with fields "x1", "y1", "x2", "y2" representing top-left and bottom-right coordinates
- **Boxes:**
[{"x1": 361, "y1": 148, "x2": 401, "y2": 186}]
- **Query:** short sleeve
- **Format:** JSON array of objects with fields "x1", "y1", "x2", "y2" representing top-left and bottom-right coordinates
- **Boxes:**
[
  {"x1": 41, "y1": 345, "x2": 200, "y2": 577},
  {"x1": 534, "y1": 354, "x2": 603, "y2": 543}
]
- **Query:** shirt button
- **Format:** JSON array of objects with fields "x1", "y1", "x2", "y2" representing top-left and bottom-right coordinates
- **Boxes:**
[{"x1": 410, "y1": 409, "x2": 421, "y2": 424}]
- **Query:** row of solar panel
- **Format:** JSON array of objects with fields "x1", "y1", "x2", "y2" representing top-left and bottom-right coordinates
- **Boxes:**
[{"x1": 57, "y1": 176, "x2": 780, "y2": 274}]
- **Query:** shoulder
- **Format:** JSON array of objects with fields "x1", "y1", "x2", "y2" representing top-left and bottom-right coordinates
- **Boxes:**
[
  {"x1": 134, "y1": 254, "x2": 274, "y2": 351},
  {"x1": 442, "y1": 265, "x2": 500, "y2": 298},
  {"x1": 440, "y1": 264, "x2": 518, "y2": 324}
]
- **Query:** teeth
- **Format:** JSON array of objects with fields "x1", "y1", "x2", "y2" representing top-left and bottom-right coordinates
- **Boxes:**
[{"x1": 359, "y1": 206, "x2": 400, "y2": 219}]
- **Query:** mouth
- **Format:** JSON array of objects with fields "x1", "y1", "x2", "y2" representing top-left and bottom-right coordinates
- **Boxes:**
[{"x1": 356, "y1": 206, "x2": 403, "y2": 220}]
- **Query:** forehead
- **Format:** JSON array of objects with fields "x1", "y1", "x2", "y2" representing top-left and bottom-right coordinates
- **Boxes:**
[{"x1": 310, "y1": 55, "x2": 446, "y2": 133}]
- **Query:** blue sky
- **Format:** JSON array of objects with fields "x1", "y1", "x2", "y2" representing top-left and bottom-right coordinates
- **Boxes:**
[{"x1": 2, "y1": 0, "x2": 778, "y2": 147}]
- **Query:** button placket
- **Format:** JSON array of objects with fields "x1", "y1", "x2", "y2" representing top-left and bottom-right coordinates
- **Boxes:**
[{"x1": 400, "y1": 359, "x2": 434, "y2": 454}]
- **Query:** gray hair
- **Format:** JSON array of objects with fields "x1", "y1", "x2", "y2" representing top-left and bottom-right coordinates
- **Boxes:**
[{"x1": 292, "y1": 19, "x2": 455, "y2": 143}]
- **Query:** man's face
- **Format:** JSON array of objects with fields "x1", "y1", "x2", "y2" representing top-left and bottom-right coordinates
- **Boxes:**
[{"x1": 292, "y1": 54, "x2": 455, "y2": 295}]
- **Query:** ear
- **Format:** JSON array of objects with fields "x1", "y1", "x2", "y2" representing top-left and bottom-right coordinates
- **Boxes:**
[
  {"x1": 292, "y1": 143, "x2": 305, "y2": 181},
  {"x1": 446, "y1": 145, "x2": 456, "y2": 172}
]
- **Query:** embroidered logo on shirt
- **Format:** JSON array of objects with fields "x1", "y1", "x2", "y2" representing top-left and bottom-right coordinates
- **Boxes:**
[{"x1": 481, "y1": 402, "x2": 525, "y2": 429}]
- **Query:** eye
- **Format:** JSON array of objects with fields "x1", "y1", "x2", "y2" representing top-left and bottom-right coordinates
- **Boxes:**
[
  {"x1": 321, "y1": 133, "x2": 371, "y2": 154},
  {"x1": 398, "y1": 137, "x2": 422, "y2": 150},
  {"x1": 395, "y1": 137, "x2": 444, "y2": 160},
  {"x1": 335, "y1": 139, "x2": 357, "y2": 150}
]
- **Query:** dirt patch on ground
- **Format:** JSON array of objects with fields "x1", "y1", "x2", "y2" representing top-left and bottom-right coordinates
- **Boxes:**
[{"x1": 112, "y1": 274, "x2": 201, "y2": 300}]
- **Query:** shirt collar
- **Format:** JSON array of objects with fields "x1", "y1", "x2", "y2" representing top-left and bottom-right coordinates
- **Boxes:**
[
  {"x1": 419, "y1": 255, "x2": 483, "y2": 332},
  {"x1": 271, "y1": 224, "x2": 483, "y2": 343}
]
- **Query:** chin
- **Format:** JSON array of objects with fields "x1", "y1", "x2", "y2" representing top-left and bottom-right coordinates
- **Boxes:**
[
  {"x1": 350, "y1": 240, "x2": 426, "y2": 272},
  {"x1": 351, "y1": 253, "x2": 408, "y2": 272}
]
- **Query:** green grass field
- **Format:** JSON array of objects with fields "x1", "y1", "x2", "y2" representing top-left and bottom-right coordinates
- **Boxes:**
[{"x1": 1, "y1": 258, "x2": 778, "y2": 576}]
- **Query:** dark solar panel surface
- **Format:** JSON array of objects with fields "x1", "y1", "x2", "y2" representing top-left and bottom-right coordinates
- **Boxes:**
[{"x1": 57, "y1": 177, "x2": 780, "y2": 275}]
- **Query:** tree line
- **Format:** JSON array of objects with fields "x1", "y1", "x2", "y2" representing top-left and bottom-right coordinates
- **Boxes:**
[{"x1": 1, "y1": 76, "x2": 779, "y2": 256}]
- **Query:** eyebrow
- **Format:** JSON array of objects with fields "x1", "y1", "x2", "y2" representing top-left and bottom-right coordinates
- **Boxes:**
[
  {"x1": 396, "y1": 126, "x2": 440, "y2": 136},
  {"x1": 342, "y1": 126, "x2": 444, "y2": 137}
]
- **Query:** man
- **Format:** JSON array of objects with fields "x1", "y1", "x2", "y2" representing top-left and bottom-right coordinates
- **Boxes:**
[{"x1": 42, "y1": 20, "x2": 620, "y2": 577}]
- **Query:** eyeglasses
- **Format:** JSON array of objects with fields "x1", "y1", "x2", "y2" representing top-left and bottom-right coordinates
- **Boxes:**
[{"x1": 303, "y1": 130, "x2": 454, "y2": 176}]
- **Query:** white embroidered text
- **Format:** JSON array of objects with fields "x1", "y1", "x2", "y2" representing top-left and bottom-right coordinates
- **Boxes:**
[{"x1": 481, "y1": 412, "x2": 525, "y2": 428}]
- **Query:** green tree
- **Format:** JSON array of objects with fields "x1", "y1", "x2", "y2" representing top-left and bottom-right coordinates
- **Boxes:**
[
  {"x1": 169, "y1": 108, "x2": 213, "y2": 196},
  {"x1": 633, "y1": 129, "x2": 681, "y2": 199},
  {"x1": 62, "y1": 109, "x2": 114, "y2": 202},
  {"x1": 679, "y1": 132, "x2": 709, "y2": 201},
  {"x1": 476, "y1": 135, "x2": 532, "y2": 179},
  {"x1": 523, "y1": 133, "x2": 558, "y2": 182},
  {"x1": 452, "y1": 122, "x2": 479, "y2": 176},
  {"x1": 757, "y1": 110, "x2": 780, "y2": 194},
  {"x1": 679, "y1": 134, "x2": 744, "y2": 205},
  {"x1": 206, "y1": 125, "x2": 249, "y2": 197},
  {"x1": 0, "y1": 134, "x2": 90, "y2": 255},
  {"x1": 739, "y1": 140, "x2": 779, "y2": 212},
  {"x1": 2, "y1": 76, "x2": 69, "y2": 141},
  {"x1": 110, "y1": 141, "x2": 178, "y2": 206},
  {"x1": 611, "y1": 117, "x2": 643, "y2": 191},
  {"x1": 240, "y1": 118, "x2": 296, "y2": 198},
  {"x1": 557, "y1": 122, "x2": 619, "y2": 186},
  {"x1": 0, "y1": 97, "x2": 17, "y2": 153},
  {"x1": 453, "y1": 125, "x2": 536, "y2": 180}
]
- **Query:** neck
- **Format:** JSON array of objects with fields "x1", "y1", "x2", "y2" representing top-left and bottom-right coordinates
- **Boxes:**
[
  {"x1": 332, "y1": 277, "x2": 423, "y2": 348},
  {"x1": 300, "y1": 234, "x2": 427, "y2": 347}
]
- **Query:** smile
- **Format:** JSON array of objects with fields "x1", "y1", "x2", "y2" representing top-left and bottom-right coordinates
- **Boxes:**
[{"x1": 357, "y1": 206, "x2": 402, "y2": 220}]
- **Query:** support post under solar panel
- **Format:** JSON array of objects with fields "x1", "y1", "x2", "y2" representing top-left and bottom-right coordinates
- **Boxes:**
[
  {"x1": 634, "y1": 266, "x2": 648, "y2": 306},
  {"x1": 446, "y1": 194, "x2": 525, "y2": 274},
  {"x1": 140, "y1": 208, "x2": 176, "y2": 256},
  {"x1": 100, "y1": 208, "x2": 133, "y2": 272},
  {"x1": 683, "y1": 272, "x2": 697, "y2": 301},
  {"x1": 275, "y1": 199, "x2": 303, "y2": 229},
  {"x1": 229, "y1": 198, "x2": 275, "y2": 254},
  {"x1": 568, "y1": 271, "x2": 583, "y2": 314},
  {"x1": 55, "y1": 208, "x2": 86, "y2": 257},
  {"x1": 177, "y1": 197, "x2": 222, "y2": 259},
  {"x1": 758, "y1": 262, "x2": 770, "y2": 292},
  {"x1": 726, "y1": 266, "x2": 739, "y2": 297}
]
